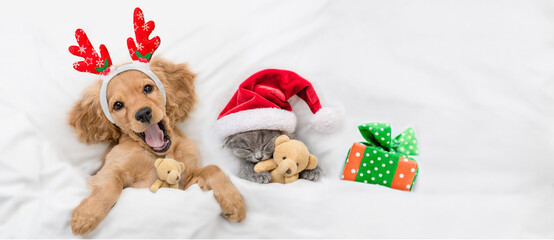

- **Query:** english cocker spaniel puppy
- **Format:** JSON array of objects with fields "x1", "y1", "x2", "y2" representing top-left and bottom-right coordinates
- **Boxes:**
[{"x1": 68, "y1": 58, "x2": 246, "y2": 235}]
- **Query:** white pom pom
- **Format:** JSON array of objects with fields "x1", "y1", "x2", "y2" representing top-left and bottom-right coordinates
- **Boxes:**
[{"x1": 310, "y1": 108, "x2": 339, "y2": 133}]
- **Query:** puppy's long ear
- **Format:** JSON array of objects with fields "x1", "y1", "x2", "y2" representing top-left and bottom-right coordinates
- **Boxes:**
[
  {"x1": 150, "y1": 58, "x2": 197, "y2": 125},
  {"x1": 69, "y1": 81, "x2": 120, "y2": 144}
]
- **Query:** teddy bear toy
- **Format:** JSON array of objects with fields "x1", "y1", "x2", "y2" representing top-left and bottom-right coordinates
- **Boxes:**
[
  {"x1": 254, "y1": 135, "x2": 318, "y2": 184},
  {"x1": 150, "y1": 158, "x2": 186, "y2": 193}
]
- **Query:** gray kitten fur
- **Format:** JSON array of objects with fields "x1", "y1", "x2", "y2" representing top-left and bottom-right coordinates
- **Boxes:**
[{"x1": 224, "y1": 129, "x2": 322, "y2": 183}]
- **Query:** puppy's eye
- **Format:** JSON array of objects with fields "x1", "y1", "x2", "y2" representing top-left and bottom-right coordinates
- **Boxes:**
[
  {"x1": 113, "y1": 101, "x2": 124, "y2": 110},
  {"x1": 143, "y1": 84, "x2": 154, "y2": 94},
  {"x1": 282, "y1": 156, "x2": 286, "y2": 160},
  {"x1": 167, "y1": 171, "x2": 170, "y2": 174}
]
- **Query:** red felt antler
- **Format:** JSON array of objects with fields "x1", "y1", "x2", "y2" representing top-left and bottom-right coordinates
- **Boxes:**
[
  {"x1": 69, "y1": 29, "x2": 112, "y2": 75},
  {"x1": 127, "y1": 7, "x2": 161, "y2": 63}
]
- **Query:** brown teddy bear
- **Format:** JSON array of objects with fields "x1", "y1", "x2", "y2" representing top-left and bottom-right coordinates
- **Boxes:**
[
  {"x1": 150, "y1": 158, "x2": 185, "y2": 192},
  {"x1": 254, "y1": 135, "x2": 318, "y2": 184}
]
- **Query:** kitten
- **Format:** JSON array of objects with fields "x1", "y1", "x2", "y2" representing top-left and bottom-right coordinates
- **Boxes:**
[{"x1": 224, "y1": 129, "x2": 322, "y2": 183}]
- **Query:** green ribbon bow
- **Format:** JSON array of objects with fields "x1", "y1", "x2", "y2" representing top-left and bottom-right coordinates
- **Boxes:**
[{"x1": 358, "y1": 122, "x2": 419, "y2": 157}]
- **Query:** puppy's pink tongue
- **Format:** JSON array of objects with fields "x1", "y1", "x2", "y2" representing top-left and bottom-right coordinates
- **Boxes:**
[{"x1": 144, "y1": 123, "x2": 164, "y2": 148}]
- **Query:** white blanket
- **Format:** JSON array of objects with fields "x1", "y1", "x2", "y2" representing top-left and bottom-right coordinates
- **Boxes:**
[{"x1": 0, "y1": 0, "x2": 552, "y2": 238}]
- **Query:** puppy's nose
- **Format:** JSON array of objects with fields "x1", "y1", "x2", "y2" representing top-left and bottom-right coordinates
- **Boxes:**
[{"x1": 135, "y1": 107, "x2": 152, "y2": 123}]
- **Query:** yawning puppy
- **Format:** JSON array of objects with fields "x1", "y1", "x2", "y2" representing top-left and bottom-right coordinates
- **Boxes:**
[{"x1": 68, "y1": 58, "x2": 246, "y2": 236}]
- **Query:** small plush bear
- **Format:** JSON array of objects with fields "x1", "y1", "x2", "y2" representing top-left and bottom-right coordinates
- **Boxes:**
[
  {"x1": 150, "y1": 158, "x2": 185, "y2": 193},
  {"x1": 254, "y1": 135, "x2": 318, "y2": 184}
]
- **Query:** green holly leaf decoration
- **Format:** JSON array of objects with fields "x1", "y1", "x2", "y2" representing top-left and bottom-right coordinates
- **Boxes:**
[
  {"x1": 135, "y1": 51, "x2": 152, "y2": 61},
  {"x1": 94, "y1": 59, "x2": 109, "y2": 73}
]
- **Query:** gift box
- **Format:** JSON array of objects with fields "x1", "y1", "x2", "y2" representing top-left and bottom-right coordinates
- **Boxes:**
[{"x1": 341, "y1": 122, "x2": 419, "y2": 191}]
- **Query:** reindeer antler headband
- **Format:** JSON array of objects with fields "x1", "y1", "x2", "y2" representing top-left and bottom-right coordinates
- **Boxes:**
[{"x1": 69, "y1": 7, "x2": 166, "y2": 123}]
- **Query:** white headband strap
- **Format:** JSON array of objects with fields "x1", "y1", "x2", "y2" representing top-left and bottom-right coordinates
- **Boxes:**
[{"x1": 99, "y1": 61, "x2": 166, "y2": 123}]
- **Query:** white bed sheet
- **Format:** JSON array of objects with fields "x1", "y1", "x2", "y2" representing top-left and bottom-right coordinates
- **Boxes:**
[{"x1": 0, "y1": 0, "x2": 553, "y2": 238}]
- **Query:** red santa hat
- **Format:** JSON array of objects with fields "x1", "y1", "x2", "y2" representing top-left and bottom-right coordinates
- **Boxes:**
[{"x1": 215, "y1": 69, "x2": 339, "y2": 139}]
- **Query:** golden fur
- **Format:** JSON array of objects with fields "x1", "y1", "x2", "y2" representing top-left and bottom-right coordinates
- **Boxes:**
[{"x1": 69, "y1": 58, "x2": 246, "y2": 236}]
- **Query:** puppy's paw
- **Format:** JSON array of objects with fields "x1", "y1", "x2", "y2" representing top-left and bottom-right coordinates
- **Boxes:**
[
  {"x1": 248, "y1": 171, "x2": 271, "y2": 184},
  {"x1": 218, "y1": 190, "x2": 246, "y2": 222},
  {"x1": 71, "y1": 205, "x2": 102, "y2": 236},
  {"x1": 299, "y1": 166, "x2": 322, "y2": 181}
]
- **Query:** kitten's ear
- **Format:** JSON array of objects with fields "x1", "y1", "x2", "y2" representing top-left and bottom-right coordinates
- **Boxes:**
[
  {"x1": 275, "y1": 135, "x2": 290, "y2": 146},
  {"x1": 224, "y1": 133, "x2": 243, "y2": 149},
  {"x1": 223, "y1": 135, "x2": 233, "y2": 147}
]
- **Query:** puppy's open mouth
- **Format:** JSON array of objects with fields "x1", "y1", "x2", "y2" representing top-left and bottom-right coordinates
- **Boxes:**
[{"x1": 135, "y1": 121, "x2": 171, "y2": 153}]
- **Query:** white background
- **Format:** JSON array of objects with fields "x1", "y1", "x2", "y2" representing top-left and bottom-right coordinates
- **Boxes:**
[{"x1": 0, "y1": 0, "x2": 552, "y2": 238}]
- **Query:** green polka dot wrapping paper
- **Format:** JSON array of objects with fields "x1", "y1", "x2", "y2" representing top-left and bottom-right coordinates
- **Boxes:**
[{"x1": 341, "y1": 122, "x2": 420, "y2": 191}]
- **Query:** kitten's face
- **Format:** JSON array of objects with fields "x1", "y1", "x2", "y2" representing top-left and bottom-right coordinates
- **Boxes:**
[{"x1": 224, "y1": 130, "x2": 285, "y2": 163}]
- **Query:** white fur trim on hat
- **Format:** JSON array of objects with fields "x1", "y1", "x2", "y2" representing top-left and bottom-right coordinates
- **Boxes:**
[
  {"x1": 216, "y1": 108, "x2": 296, "y2": 139},
  {"x1": 310, "y1": 107, "x2": 339, "y2": 133}
]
